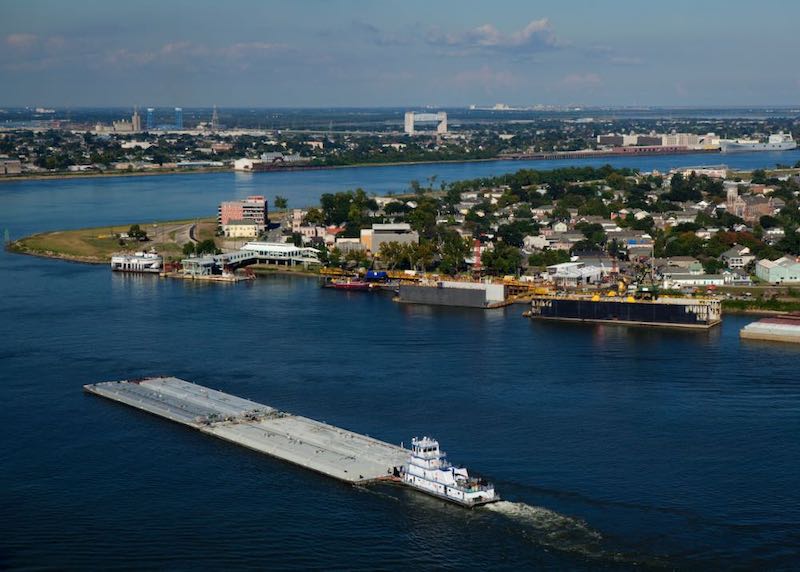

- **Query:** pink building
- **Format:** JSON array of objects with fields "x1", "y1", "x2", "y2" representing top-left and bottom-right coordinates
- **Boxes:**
[{"x1": 218, "y1": 195, "x2": 268, "y2": 227}]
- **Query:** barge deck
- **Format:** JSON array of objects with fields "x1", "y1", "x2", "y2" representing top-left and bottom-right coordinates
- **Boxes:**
[{"x1": 84, "y1": 376, "x2": 409, "y2": 484}]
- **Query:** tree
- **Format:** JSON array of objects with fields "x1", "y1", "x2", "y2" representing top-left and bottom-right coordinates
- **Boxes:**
[
  {"x1": 378, "y1": 241, "x2": 406, "y2": 269},
  {"x1": 274, "y1": 195, "x2": 288, "y2": 209},
  {"x1": 528, "y1": 250, "x2": 570, "y2": 267},
  {"x1": 303, "y1": 207, "x2": 325, "y2": 225},
  {"x1": 182, "y1": 242, "x2": 195, "y2": 256},
  {"x1": 128, "y1": 224, "x2": 148, "y2": 241},
  {"x1": 438, "y1": 229, "x2": 470, "y2": 275},
  {"x1": 482, "y1": 242, "x2": 522, "y2": 275},
  {"x1": 195, "y1": 238, "x2": 219, "y2": 255}
]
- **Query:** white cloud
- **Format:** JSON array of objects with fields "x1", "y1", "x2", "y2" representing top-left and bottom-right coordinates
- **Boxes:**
[{"x1": 428, "y1": 19, "x2": 560, "y2": 54}]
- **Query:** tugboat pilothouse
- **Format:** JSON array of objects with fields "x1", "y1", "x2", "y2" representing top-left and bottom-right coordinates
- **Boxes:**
[{"x1": 402, "y1": 437, "x2": 498, "y2": 507}]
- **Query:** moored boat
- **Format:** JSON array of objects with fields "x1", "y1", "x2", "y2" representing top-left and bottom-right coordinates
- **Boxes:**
[{"x1": 324, "y1": 279, "x2": 372, "y2": 291}]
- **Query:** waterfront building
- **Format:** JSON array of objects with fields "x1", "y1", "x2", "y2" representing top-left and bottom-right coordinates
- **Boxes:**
[
  {"x1": 218, "y1": 195, "x2": 268, "y2": 231},
  {"x1": 0, "y1": 159, "x2": 22, "y2": 175},
  {"x1": 360, "y1": 223, "x2": 419, "y2": 254},
  {"x1": 755, "y1": 256, "x2": 800, "y2": 284},
  {"x1": 221, "y1": 219, "x2": 262, "y2": 238}
]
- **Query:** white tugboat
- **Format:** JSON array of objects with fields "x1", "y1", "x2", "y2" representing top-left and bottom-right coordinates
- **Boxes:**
[{"x1": 402, "y1": 437, "x2": 498, "y2": 507}]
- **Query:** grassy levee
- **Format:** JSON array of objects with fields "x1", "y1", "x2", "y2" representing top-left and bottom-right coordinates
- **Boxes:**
[{"x1": 7, "y1": 218, "x2": 216, "y2": 264}]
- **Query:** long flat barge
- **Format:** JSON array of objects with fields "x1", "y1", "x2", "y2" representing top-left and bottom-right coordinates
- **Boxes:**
[{"x1": 84, "y1": 377, "x2": 409, "y2": 484}]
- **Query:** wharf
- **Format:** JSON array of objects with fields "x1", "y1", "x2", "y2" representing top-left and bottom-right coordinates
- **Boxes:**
[{"x1": 84, "y1": 377, "x2": 409, "y2": 484}]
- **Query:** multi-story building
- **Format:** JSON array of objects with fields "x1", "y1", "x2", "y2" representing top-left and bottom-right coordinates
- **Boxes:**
[{"x1": 218, "y1": 196, "x2": 268, "y2": 236}]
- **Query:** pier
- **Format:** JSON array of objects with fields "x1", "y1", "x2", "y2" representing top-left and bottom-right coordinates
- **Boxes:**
[{"x1": 84, "y1": 377, "x2": 409, "y2": 484}]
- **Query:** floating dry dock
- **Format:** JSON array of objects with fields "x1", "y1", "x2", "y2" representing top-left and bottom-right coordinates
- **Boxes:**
[{"x1": 84, "y1": 377, "x2": 409, "y2": 484}]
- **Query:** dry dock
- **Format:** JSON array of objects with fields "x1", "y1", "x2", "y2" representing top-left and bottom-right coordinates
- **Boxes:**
[{"x1": 84, "y1": 377, "x2": 409, "y2": 484}]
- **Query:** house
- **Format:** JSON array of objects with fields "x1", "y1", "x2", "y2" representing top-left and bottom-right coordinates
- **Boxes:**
[
  {"x1": 755, "y1": 256, "x2": 800, "y2": 284},
  {"x1": 720, "y1": 245, "x2": 756, "y2": 269},
  {"x1": 522, "y1": 235, "x2": 549, "y2": 252},
  {"x1": 551, "y1": 221, "x2": 569, "y2": 233}
]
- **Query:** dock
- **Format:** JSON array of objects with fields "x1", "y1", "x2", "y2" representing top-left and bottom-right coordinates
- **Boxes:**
[{"x1": 84, "y1": 377, "x2": 409, "y2": 484}]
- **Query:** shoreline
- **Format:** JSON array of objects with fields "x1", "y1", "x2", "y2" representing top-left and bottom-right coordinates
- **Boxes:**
[
  {"x1": 0, "y1": 148, "x2": 741, "y2": 184},
  {"x1": 6, "y1": 244, "x2": 794, "y2": 315}
]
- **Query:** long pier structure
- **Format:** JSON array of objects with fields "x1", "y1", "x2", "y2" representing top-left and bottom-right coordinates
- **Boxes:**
[{"x1": 84, "y1": 377, "x2": 409, "y2": 484}]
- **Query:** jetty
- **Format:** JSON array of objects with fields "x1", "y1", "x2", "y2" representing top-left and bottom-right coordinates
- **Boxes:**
[{"x1": 84, "y1": 377, "x2": 409, "y2": 484}]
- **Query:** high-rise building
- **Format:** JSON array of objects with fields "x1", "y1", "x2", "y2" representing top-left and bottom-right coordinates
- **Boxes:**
[
  {"x1": 174, "y1": 107, "x2": 183, "y2": 130},
  {"x1": 146, "y1": 108, "x2": 154, "y2": 130},
  {"x1": 131, "y1": 107, "x2": 141, "y2": 132},
  {"x1": 218, "y1": 195, "x2": 269, "y2": 228}
]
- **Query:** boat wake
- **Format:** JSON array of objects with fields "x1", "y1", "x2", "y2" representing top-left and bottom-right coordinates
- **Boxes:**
[
  {"x1": 482, "y1": 501, "x2": 661, "y2": 565},
  {"x1": 484, "y1": 501, "x2": 603, "y2": 554}
]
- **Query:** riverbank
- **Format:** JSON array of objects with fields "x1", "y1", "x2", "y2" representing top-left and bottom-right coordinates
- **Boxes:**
[{"x1": 7, "y1": 218, "x2": 215, "y2": 263}]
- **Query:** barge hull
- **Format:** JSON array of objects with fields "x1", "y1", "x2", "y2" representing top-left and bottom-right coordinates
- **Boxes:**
[{"x1": 529, "y1": 297, "x2": 721, "y2": 329}]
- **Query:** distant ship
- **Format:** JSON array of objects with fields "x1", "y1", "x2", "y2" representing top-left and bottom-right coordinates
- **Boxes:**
[
  {"x1": 720, "y1": 133, "x2": 797, "y2": 153},
  {"x1": 527, "y1": 294, "x2": 722, "y2": 329},
  {"x1": 402, "y1": 437, "x2": 498, "y2": 507}
]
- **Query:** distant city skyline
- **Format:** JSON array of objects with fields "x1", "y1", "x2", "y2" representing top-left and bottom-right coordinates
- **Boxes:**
[{"x1": 2, "y1": 0, "x2": 799, "y2": 108}]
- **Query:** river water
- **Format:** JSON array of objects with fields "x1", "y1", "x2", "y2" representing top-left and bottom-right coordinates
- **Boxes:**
[{"x1": 2, "y1": 151, "x2": 800, "y2": 570}]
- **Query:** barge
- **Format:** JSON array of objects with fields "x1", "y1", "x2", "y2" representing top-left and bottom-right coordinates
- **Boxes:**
[
  {"x1": 527, "y1": 294, "x2": 722, "y2": 329},
  {"x1": 85, "y1": 377, "x2": 498, "y2": 507},
  {"x1": 740, "y1": 313, "x2": 800, "y2": 344}
]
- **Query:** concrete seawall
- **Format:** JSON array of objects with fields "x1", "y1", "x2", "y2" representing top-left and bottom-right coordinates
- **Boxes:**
[{"x1": 84, "y1": 377, "x2": 409, "y2": 484}]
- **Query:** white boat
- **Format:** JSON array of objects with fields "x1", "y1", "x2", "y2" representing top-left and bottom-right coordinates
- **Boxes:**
[
  {"x1": 402, "y1": 437, "x2": 498, "y2": 507},
  {"x1": 110, "y1": 251, "x2": 162, "y2": 273},
  {"x1": 720, "y1": 132, "x2": 797, "y2": 153}
]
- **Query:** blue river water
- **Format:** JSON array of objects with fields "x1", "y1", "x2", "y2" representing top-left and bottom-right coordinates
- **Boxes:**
[{"x1": 2, "y1": 151, "x2": 800, "y2": 570}]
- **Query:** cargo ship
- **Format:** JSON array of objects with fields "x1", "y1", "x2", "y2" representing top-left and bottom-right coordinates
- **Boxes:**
[
  {"x1": 720, "y1": 132, "x2": 797, "y2": 153},
  {"x1": 527, "y1": 294, "x2": 722, "y2": 329},
  {"x1": 401, "y1": 437, "x2": 498, "y2": 508}
]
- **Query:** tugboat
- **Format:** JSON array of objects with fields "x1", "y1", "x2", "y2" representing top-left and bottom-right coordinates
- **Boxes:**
[{"x1": 402, "y1": 437, "x2": 498, "y2": 507}]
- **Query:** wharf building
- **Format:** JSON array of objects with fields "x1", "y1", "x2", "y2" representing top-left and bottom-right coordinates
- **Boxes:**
[{"x1": 218, "y1": 195, "x2": 269, "y2": 238}]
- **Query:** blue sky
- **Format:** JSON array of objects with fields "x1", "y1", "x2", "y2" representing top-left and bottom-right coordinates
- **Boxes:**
[{"x1": 2, "y1": 0, "x2": 798, "y2": 107}]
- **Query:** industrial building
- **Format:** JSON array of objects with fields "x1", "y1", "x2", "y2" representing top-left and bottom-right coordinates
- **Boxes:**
[
  {"x1": 360, "y1": 223, "x2": 419, "y2": 253},
  {"x1": 404, "y1": 111, "x2": 447, "y2": 135},
  {"x1": 755, "y1": 256, "x2": 800, "y2": 284}
]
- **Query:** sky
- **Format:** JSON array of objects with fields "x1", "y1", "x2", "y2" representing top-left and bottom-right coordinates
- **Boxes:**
[{"x1": 2, "y1": 0, "x2": 799, "y2": 108}]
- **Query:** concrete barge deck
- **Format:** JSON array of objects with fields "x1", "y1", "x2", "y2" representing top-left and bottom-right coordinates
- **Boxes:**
[{"x1": 84, "y1": 376, "x2": 409, "y2": 484}]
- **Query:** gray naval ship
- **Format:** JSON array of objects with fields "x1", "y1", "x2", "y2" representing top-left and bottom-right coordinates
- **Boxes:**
[{"x1": 721, "y1": 132, "x2": 797, "y2": 153}]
